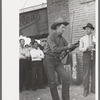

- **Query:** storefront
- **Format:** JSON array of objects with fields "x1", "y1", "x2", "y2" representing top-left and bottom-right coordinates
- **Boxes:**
[{"x1": 19, "y1": 3, "x2": 49, "y2": 42}]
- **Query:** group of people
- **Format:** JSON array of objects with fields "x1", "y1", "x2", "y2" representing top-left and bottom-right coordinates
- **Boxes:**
[
  {"x1": 19, "y1": 39, "x2": 47, "y2": 92},
  {"x1": 19, "y1": 17, "x2": 96, "y2": 100}
]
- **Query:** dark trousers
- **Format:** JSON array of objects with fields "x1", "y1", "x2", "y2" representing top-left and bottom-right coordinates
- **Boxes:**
[
  {"x1": 26, "y1": 60, "x2": 32, "y2": 89},
  {"x1": 31, "y1": 61, "x2": 44, "y2": 88},
  {"x1": 42, "y1": 60, "x2": 48, "y2": 86},
  {"x1": 43, "y1": 55, "x2": 70, "y2": 100},
  {"x1": 83, "y1": 51, "x2": 95, "y2": 93},
  {"x1": 19, "y1": 59, "x2": 30, "y2": 90}
]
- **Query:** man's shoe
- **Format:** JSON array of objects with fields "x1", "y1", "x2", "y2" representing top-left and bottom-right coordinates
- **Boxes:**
[
  {"x1": 83, "y1": 91, "x2": 89, "y2": 97},
  {"x1": 91, "y1": 90, "x2": 95, "y2": 93},
  {"x1": 32, "y1": 87, "x2": 37, "y2": 91},
  {"x1": 38, "y1": 86, "x2": 45, "y2": 89}
]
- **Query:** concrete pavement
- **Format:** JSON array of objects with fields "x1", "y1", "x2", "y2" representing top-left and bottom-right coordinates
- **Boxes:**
[{"x1": 20, "y1": 85, "x2": 95, "y2": 100}]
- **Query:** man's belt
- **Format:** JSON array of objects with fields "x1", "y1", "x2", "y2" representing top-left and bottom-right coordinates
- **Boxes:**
[
  {"x1": 19, "y1": 58, "x2": 28, "y2": 60},
  {"x1": 83, "y1": 51, "x2": 91, "y2": 53},
  {"x1": 45, "y1": 53, "x2": 59, "y2": 59},
  {"x1": 83, "y1": 50, "x2": 95, "y2": 53}
]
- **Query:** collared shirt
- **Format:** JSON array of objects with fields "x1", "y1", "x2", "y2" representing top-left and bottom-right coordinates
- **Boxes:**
[
  {"x1": 30, "y1": 48, "x2": 44, "y2": 61},
  {"x1": 79, "y1": 34, "x2": 96, "y2": 52},
  {"x1": 19, "y1": 46, "x2": 30, "y2": 59},
  {"x1": 44, "y1": 32, "x2": 68, "y2": 57}
]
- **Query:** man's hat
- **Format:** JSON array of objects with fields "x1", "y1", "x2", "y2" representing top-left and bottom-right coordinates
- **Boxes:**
[
  {"x1": 83, "y1": 23, "x2": 95, "y2": 30},
  {"x1": 51, "y1": 17, "x2": 69, "y2": 30}
]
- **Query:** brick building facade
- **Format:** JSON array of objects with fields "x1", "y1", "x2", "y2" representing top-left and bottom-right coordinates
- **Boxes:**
[{"x1": 47, "y1": 0, "x2": 96, "y2": 82}]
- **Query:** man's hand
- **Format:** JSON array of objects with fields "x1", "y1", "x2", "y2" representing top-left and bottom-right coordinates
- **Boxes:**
[
  {"x1": 67, "y1": 44, "x2": 74, "y2": 49},
  {"x1": 63, "y1": 44, "x2": 73, "y2": 50},
  {"x1": 87, "y1": 45, "x2": 94, "y2": 51},
  {"x1": 88, "y1": 46, "x2": 94, "y2": 51},
  {"x1": 20, "y1": 53, "x2": 26, "y2": 56},
  {"x1": 63, "y1": 41, "x2": 79, "y2": 51}
]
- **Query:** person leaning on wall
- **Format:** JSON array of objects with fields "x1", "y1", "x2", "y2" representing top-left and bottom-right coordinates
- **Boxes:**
[{"x1": 79, "y1": 23, "x2": 96, "y2": 97}]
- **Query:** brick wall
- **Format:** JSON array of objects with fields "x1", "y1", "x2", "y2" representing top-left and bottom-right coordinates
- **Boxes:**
[
  {"x1": 68, "y1": 0, "x2": 95, "y2": 82},
  {"x1": 47, "y1": 0, "x2": 72, "y2": 43},
  {"x1": 68, "y1": 0, "x2": 95, "y2": 43},
  {"x1": 47, "y1": 0, "x2": 95, "y2": 83}
]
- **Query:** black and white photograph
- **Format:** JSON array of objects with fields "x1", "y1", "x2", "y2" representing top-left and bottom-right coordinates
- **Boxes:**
[
  {"x1": 19, "y1": 0, "x2": 98, "y2": 100},
  {"x1": 2, "y1": 0, "x2": 98, "y2": 100}
]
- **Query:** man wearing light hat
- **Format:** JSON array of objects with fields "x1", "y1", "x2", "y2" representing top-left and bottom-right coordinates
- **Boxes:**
[
  {"x1": 79, "y1": 23, "x2": 95, "y2": 97},
  {"x1": 43, "y1": 17, "x2": 75, "y2": 100}
]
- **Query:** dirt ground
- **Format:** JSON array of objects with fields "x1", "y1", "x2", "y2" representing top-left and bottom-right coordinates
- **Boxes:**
[{"x1": 20, "y1": 85, "x2": 95, "y2": 100}]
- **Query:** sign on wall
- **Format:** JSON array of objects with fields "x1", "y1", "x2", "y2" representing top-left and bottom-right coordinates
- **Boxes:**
[{"x1": 20, "y1": 8, "x2": 48, "y2": 36}]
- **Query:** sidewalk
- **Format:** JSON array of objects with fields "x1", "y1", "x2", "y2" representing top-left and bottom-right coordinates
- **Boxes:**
[{"x1": 20, "y1": 85, "x2": 95, "y2": 100}]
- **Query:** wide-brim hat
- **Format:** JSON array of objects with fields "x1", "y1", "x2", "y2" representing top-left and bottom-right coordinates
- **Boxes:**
[
  {"x1": 83, "y1": 23, "x2": 95, "y2": 30},
  {"x1": 51, "y1": 17, "x2": 69, "y2": 30}
]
